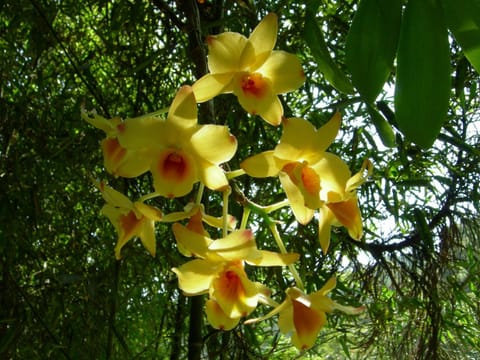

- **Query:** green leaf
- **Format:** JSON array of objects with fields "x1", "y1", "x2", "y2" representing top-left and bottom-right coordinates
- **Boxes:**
[
  {"x1": 304, "y1": 12, "x2": 354, "y2": 94},
  {"x1": 366, "y1": 103, "x2": 396, "y2": 147},
  {"x1": 346, "y1": 0, "x2": 402, "y2": 103},
  {"x1": 442, "y1": 0, "x2": 480, "y2": 73},
  {"x1": 394, "y1": 0, "x2": 451, "y2": 148}
]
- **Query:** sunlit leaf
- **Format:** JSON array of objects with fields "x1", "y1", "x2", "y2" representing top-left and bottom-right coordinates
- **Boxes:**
[
  {"x1": 394, "y1": 0, "x2": 451, "y2": 148},
  {"x1": 304, "y1": 12, "x2": 354, "y2": 94},
  {"x1": 442, "y1": 0, "x2": 480, "y2": 73},
  {"x1": 346, "y1": 0, "x2": 402, "y2": 103}
]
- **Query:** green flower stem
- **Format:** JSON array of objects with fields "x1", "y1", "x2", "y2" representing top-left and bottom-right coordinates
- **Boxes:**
[
  {"x1": 240, "y1": 207, "x2": 251, "y2": 230},
  {"x1": 262, "y1": 199, "x2": 290, "y2": 214},
  {"x1": 222, "y1": 186, "x2": 232, "y2": 237},
  {"x1": 226, "y1": 169, "x2": 246, "y2": 180},
  {"x1": 195, "y1": 183, "x2": 205, "y2": 205},
  {"x1": 269, "y1": 222, "x2": 304, "y2": 291}
]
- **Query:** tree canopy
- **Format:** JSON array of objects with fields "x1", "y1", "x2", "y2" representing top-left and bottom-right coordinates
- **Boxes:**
[{"x1": 1, "y1": 0, "x2": 479, "y2": 359}]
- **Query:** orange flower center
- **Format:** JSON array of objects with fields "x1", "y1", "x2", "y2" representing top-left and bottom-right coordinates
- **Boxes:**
[
  {"x1": 186, "y1": 209, "x2": 207, "y2": 236},
  {"x1": 292, "y1": 299, "x2": 324, "y2": 350},
  {"x1": 159, "y1": 150, "x2": 190, "y2": 181},
  {"x1": 119, "y1": 210, "x2": 142, "y2": 239},
  {"x1": 102, "y1": 138, "x2": 126, "y2": 164},
  {"x1": 241, "y1": 73, "x2": 267, "y2": 98},
  {"x1": 327, "y1": 198, "x2": 360, "y2": 229},
  {"x1": 282, "y1": 162, "x2": 320, "y2": 195},
  {"x1": 216, "y1": 269, "x2": 245, "y2": 304}
]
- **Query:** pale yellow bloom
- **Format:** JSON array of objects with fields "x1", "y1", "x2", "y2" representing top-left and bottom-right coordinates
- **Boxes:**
[
  {"x1": 245, "y1": 277, "x2": 365, "y2": 350},
  {"x1": 81, "y1": 110, "x2": 152, "y2": 178},
  {"x1": 317, "y1": 159, "x2": 372, "y2": 253},
  {"x1": 241, "y1": 114, "x2": 341, "y2": 225},
  {"x1": 192, "y1": 13, "x2": 305, "y2": 126},
  {"x1": 241, "y1": 114, "x2": 372, "y2": 253},
  {"x1": 97, "y1": 182, "x2": 162, "y2": 259},
  {"x1": 171, "y1": 224, "x2": 298, "y2": 328},
  {"x1": 117, "y1": 86, "x2": 238, "y2": 198}
]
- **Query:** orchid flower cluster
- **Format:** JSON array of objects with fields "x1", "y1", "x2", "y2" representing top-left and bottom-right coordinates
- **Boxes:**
[{"x1": 82, "y1": 13, "x2": 371, "y2": 351}]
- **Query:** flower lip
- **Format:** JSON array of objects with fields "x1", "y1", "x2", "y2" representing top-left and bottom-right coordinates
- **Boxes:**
[
  {"x1": 158, "y1": 149, "x2": 190, "y2": 182},
  {"x1": 241, "y1": 73, "x2": 268, "y2": 98},
  {"x1": 119, "y1": 210, "x2": 142, "y2": 239},
  {"x1": 103, "y1": 138, "x2": 126, "y2": 164}
]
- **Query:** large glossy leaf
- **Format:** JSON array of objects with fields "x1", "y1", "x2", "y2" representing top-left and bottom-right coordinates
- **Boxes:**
[
  {"x1": 394, "y1": 0, "x2": 451, "y2": 148},
  {"x1": 345, "y1": 0, "x2": 402, "y2": 103},
  {"x1": 304, "y1": 12, "x2": 354, "y2": 94},
  {"x1": 442, "y1": 0, "x2": 480, "y2": 73}
]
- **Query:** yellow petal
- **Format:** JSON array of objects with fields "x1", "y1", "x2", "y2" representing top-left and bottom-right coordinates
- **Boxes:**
[
  {"x1": 233, "y1": 73, "x2": 283, "y2": 126},
  {"x1": 279, "y1": 172, "x2": 315, "y2": 225},
  {"x1": 205, "y1": 299, "x2": 240, "y2": 330},
  {"x1": 240, "y1": 151, "x2": 279, "y2": 177},
  {"x1": 151, "y1": 149, "x2": 198, "y2": 198},
  {"x1": 98, "y1": 183, "x2": 133, "y2": 209},
  {"x1": 172, "y1": 259, "x2": 220, "y2": 295},
  {"x1": 160, "y1": 211, "x2": 190, "y2": 223},
  {"x1": 192, "y1": 73, "x2": 235, "y2": 103},
  {"x1": 199, "y1": 161, "x2": 229, "y2": 191},
  {"x1": 168, "y1": 86, "x2": 198, "y2": 129},
  {"x1": 318, "y1": 276, "x2": 336, "y2": 296},
  {"x1": 101, "y1": 139, "x2": 151, "y2": 178},
  {"x1": 327, "y1": 197, "x2": 363, "y2": 240},
  {"x1": 333, "y1": 302, "x2": 366, "y2": 315},
  {"x1": 259, "y1": 50, "x2": 305, "y2": 94},
  {"x1": 246, "y1": 250, "x2": 299, "y2": 266},
  {"x1": 207, "y1": 230, "x2": 260, "y2": 262},
  {"x1": 116, "y1": 116, "x2": 164, "y2": 150},
  {"x1": 114, "y1": 211, "x2": 145, "y2": 259},
  {"x1": 290, "y1": 299, "x2": 326, "y2": 350},
  {"x1": 315, "y1": 112, "x2": 341, "y2": 153},
  {"x1": 318, "y1": 206, "x2": 335, "y2": 254},
  {"x1": 245, "y1": 298, "x2": 289, "y2": 325},
  {"x1": 207, "y1": 32, "x2": 248, "y2": 73},
  {"x1": 254, "y1": 95, "x2": 283, "y2": 127},
  {"x1": 172, "y1": 223, "x2": 212, "y2": 258},
  {"x1": 81, "y1": 110, "x2": 118, "y2": 135},
  {"x1": 138, "y1": 219, "x2": 156, "y2": 257},
  {"x1": 202, "y1": 213, "x2": 237, "y2": 231},
  {"x1": 211, "y1": 265, "x2": 258, "y2": 318},
  {"x1": 278, "y1": 300, "x2": 294, "y2": 334},
  {"x1": 274, "y1": 118, "x2": 322, "y2": 163},
  {"x1": 315, "y1": 153, "x2": 351, "y2": 203},
  {"x1": 345, "y1": 159, "x2": 373, "y2": 193},
  {"x1": 282, "y1": 162, "x2": 321, "y2": 210},
  {"x1": 190, "y1": 125, "x2": 237, "y2": 164},
  {"x1": 134, "y1": 202, "x2": 163, "y2": 221},
  {"x1": 186, "y1": 208, "x2": 209, "y2": 236},
  {"x1": 247, "y1": 13, "x2": 278, "y2": 69}
]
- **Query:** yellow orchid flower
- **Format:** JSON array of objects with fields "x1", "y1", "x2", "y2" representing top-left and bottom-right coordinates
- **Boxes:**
[
  {"x1": 81, "y1": 109, "x2": 152, "y2": 178},
  {"x1": 245, "y1": 277, "x2": 365, "y2": 351},
  {"x1": 97, "y1": 182, "x2": 162, "y2": 259},
  {"x1": 171, "y1": 224, "x2": 299, "y2": 327},
  {"x1": 317, "y1": 159, "x2": 373, "y2": 254},
  {"x1": 241, "y1": 113, "x2": 341, "y2": 225},
  {"x1": 117, "y1": 86, "x2": 238, "y2": 198},
  {"x1": 192, "y1": 13, "x2": 305, "y2": 126}
]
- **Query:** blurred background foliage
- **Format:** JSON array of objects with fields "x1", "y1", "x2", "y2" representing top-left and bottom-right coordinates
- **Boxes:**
[{"x1": 1, "y1": 0, "x2": 479, "y2": 359}]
